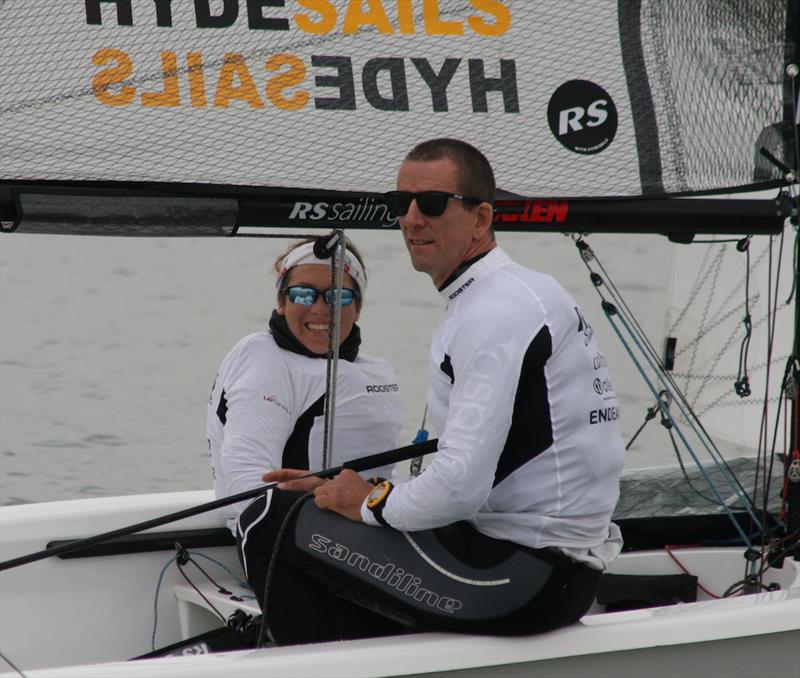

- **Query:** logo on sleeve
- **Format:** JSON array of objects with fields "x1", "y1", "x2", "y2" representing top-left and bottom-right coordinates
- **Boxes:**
[
  {"x1": 575, "y1": 307, "x2": 594, "y2": 346},
  {"x1": 263, "y1": 394, "x2": 290, "y2": 414}
]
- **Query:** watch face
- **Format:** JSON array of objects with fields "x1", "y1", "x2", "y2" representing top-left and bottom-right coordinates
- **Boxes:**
[{"x1": 367, "y1": 481, "x2": 391, "y2": 509}]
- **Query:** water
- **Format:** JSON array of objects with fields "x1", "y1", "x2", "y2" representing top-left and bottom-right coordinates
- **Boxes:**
[{"x1": 0, "y1": 229, "x2": 679, "y2": 505}]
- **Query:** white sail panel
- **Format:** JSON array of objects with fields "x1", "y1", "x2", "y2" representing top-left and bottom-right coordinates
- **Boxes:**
[{"x1": 0, "y1": 1, "x2": 791, "y2": 196}]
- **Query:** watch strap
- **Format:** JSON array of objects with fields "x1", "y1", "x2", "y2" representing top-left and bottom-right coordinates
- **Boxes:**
[{"x1": 366, "y1": 480, "x2": 394, "y2": 527}]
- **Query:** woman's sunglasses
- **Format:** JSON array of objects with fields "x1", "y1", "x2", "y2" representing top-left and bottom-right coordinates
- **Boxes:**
[
  {"x1": 282, "y1": 285, "x2": 360, "y2": 307},
  {"x1": 384, "y1": 191, "x2": 484, "y2": 218}
]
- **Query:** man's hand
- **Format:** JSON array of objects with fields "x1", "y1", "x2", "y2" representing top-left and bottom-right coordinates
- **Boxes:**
[
  {"x1": 261, "y1": 468, "x2": 325, "y2": 493},
  {"x1": 313, "y1": 469, "x2": 372, "y2": 522}
]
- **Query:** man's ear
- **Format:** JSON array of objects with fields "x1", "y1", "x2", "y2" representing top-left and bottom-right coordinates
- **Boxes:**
[
  {"x1": 276, "y1": 294, "x2": 286, "y2": 315},
  {"x1": 472, "y1": 201, "x2": 494, "y2": 240}
]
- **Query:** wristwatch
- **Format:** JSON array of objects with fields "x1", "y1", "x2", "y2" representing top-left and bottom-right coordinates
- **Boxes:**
[{"x1": 366, "y1": 480, "x2": 394, "y2": 526}]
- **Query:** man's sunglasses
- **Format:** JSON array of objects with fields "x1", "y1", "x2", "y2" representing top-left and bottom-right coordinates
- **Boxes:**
[
  {"x1": 282, "y1": 285, "x2": 360, "y2": 307},
  {"x1": 384, "y1": 191, "x2": 484, "y2": 218}
]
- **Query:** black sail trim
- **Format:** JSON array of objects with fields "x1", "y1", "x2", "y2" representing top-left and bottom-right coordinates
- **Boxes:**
[{"x1": 618, "y1": 0, "x2": 664, "y2": 195}]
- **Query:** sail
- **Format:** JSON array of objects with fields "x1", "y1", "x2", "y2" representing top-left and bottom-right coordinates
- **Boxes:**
[
  {"x1": 662, "y1": 222, "x2": 795, "y2": 455},
  {"x1": 0, "y1": 0, "x2": 795, "y2": 198}
]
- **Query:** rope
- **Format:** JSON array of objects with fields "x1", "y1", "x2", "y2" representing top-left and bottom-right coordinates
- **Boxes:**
[
  {"x1": 606, "y1": 307, "x2": 762, "y2": 547},
  {"x1": 576, "y1": 239, "x2": 755, "y2": 516},
  {"x1": 625, "y1": 402, "x2": 657, "y2": 450},
  {"x1": 150, "y1": 553, "x2": 180, "y2": 651},
  {"x1": 150, "y1": 547, "x2": 257, "y2": 651},
  {"x1": 176, "y1": 561, "x2": 227, "y2": 623},
  {"x1": 751, "y1": 232, "x2": 789, "y2": 583},
  {"x1": 0, "y1": 650, "x2": 26, "y2": 677},
  {"x1": 184, "y1": 552, "x2": 252, "y2": 592},
  {"x1": 665, "y1": 424, "x2": 724, "y2": 507},
  {"x1": 663, "y1": 545, "x2": 720, "y2": 599},
  {"x1": 257, "y1": 493, "x2": 314, "y2": 648},
  {"x1": 574, "y1": 237, "x2": 763, "y2": 530},
  {"x1": 734, "y1": 238, "x2": 752, "y2": 397}
]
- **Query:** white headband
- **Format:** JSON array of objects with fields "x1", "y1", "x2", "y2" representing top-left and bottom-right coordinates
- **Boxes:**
[{"x1": 276, "y1": 241, "x2": 367, "y2": 296}]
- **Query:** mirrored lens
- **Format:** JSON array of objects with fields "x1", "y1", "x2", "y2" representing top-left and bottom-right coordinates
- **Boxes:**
[
  {"x1": 323, "y1": 288, "x2": 356, "y2": 306},
  {"x1": 284, "y1": 286, "x2": 357, "y2": 307},
  {"x1": 285, "y1": 286, "x2": 317, "y2": 306}
]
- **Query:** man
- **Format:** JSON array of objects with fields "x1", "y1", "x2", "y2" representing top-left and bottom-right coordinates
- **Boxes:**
[{"x1": 264, "y1": 138, "x2": 625, "y2": 640}]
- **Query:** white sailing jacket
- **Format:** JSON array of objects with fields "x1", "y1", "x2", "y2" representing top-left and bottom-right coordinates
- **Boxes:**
[
  {"x1": 208, "y1": 330, "x2": 403, "y2": 521},
  {"x1": 363, "y1": 248, "x2": 625, "y2": 568}
]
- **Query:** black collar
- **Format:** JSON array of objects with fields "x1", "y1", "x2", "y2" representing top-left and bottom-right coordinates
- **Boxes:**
[
  {"x1": 268, "y1": 310, "x2": 361, "y2": 362},
  {"x1": 437, "y1": 251, "x2": 491, "y2": 292}
]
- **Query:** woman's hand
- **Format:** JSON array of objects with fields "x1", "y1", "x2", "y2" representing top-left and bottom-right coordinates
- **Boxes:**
[
  {"x1": 261, "y1": 468, "x2": 325, "y2": 493},
  {"x1": 313, "y1": 469, "x2": 372, "y2": 522}
]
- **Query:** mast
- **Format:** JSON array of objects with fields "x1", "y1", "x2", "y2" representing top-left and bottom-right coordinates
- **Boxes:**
[
  {"x1": 787, "y1": 224, "x2": 800, "y2": 558},
  {"x1": 321, "y1": 230, "x2": 347, "y2": 470}
]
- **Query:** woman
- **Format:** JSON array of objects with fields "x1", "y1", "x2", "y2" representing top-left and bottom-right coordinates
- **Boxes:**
[{"x1": 207, "y1": 235, "x2": 405, "y2": 643}]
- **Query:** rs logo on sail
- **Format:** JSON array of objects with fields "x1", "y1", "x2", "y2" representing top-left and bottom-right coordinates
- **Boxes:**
[{"x1": 289, "y1": 199, "x2": 397, "y2": 227}]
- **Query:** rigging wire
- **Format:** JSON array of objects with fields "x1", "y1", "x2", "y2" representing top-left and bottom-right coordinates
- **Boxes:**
[
  {"x1": 573, "y1": 237, "x2": 762, "y2": 519},
  {"x1": 257, "y1": 493, "x2": 314, "y2": 649},
  {"x1": 184, "y1": 551, "x2": 252, "y2": 589},
  {"x1": 0, "y1": 650, "x2": 26, "y2": 678},
  {"x1": 172, "y1": 542, "x2": 256, "y2": 624},
  {"x1": 575, "y1": 222, "x2": 797, "y2": 582},
  {"x1": 784, "y1": 359, "x2": 800, "y2": 510},
  {"x1": 754, "y1": 231, "x2": 788, "y2": 580},
  {"x1": 176, "y1": 560, "x2": 227, "y2": 624},
  {"x1": 626, "y1": 391, "x2": 724, "y2": 507},
  {"x1": 661, "y1": 236, "x2": 786, "y2": 422},
  {"x1": 663, "y1": 419, "x2": 723, "y2": 507},
  {"x1": 789, "y1": 226, "x2": 799, "y2": 304},
  {"x1": 577, "y1": 235, "x2": 752, "y2": 478},
  {"x1": 149, "y1": 547, "x2": 256, "y2": 652},
  {"x1": 604, "y1": 304, "x2": 761, "y2": 548},
  {"x1": 151, "y1": 553, "x2": 181, "y2": 651},
  {"x1": 733, "y1": 237, "x2": 752, "y2": 398},
  {"x1": 779, "y1": 63, "x2": 800, "y2": 558},
  {"x1": 596, "y1": 232, "x2": 778, "y2": 494},
  {"x1": 624, "y1": 400, "x2": 658, "y2": 450}
]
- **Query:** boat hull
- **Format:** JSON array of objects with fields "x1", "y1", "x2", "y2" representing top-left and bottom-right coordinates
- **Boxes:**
[{"x1": 1, "y1": 491, "x2": 798, "y2": 677}]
